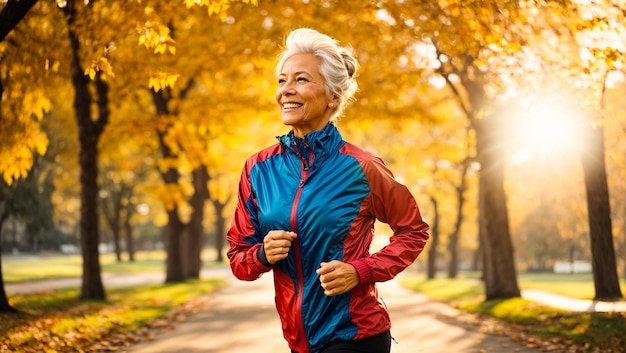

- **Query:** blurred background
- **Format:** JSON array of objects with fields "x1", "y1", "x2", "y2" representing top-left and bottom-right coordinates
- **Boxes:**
[{"x1": 1, "y1": 0, "x2": 625, "y2": 301}]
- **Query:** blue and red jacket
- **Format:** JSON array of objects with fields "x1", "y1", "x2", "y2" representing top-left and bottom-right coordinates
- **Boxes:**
[{"x1": 227, "y1": 123, "x2": 429, "y2": 353}]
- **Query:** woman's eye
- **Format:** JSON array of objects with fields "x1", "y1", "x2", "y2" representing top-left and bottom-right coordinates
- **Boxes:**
[
  {"x1": 278, "y1": 79, "x2": 286, "y2": 85},
  {"x1": 297, "y1": 77, "x2": 308, "y2": 82}
]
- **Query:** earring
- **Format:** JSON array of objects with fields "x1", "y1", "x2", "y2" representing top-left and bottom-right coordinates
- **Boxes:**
[{"x1": 329, "y1": 103, "x2": 334, "y2": 108}]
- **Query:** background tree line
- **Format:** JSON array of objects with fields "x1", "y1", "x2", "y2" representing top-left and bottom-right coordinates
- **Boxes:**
[{"x1": 1, "y1": 0, "x2": 624, "y2": 313}]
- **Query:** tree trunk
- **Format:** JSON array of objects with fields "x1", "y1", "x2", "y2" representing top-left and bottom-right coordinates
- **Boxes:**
[
  {"x1": 124, "y1": 219, "x2": 135, "y2": 262},
  {"x1": 472, "y1": 236, "x2": 483, "y2": 273},
  {"x1": 164, "y1": 206, "x2": 185, "y2": 282},
  {"x1": 426, "y1": 196, "x2": 439, "y2": 279},
  {"x1": 569, "y1": 246, "x2": 576, "y2": 275},
  {"x1": 151, "y1": 89, "x2": 186, "y2": 283},
  {"x1": 0, "y1": 0, "x2": 38, "y2": 42},
  {"x1": 76, "y1": 77, "x2": 106, "y2": 300},
  {"x1": 0, "y1": 215, "x2": 18, "y2": 313},
  {"x1": 124, "y1": 206, "x2": 135, "y2": 262},
  {"x1": 0, "y1": 75, "x2": 16, "y2": 313},
  {"x1": 102, "y1": 181, "x2": 127, "y2": 263},
  {"x1": 186, "y1": 166, "x2": 209, "y2": 278},
  {"x1": 64, "y1": 1, "x2": 108, "y2": 300},
  {"x1": 474, "y1": 117, "x2": 520, "y2": 299},
  {"x1": 581, "y1": 124, "x2": 622, "y2": 300},
  {"x1": 112, "y1": 226, "x2": 122, "y2": 262},
  {"x1": 447, "y1": 228, "x2": 460, "y2": 278},
  {"x1": 0, "y1": 252, "x2": 17, "y2": 313},
  {"x1": 437, "y1": 50, "x2": 519, "y2": 297},
  {"x1": 448, "y1": 158, "x2": 469, "y2": 279},
  {"x1": 211, "y1": 197, "x2": 228, "y2": 263}
]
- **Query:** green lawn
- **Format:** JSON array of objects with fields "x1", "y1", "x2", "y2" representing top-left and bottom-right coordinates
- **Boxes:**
[
  {"x1": 1, "y1": 251, "x2": 228, "y2": 352},
  {"x1": 401, "y1": 272, "x2": 626, "y2": 352},
  {"x1": 518, "y1": 272, "x2": 625, "y2": 299},
  {"x1": 1, "y1": 279, "x2": 226, "y2": 353},
  {"x1": 2, "y1": 250, "x2": 224, "y2": 283},
  {"x1": 398, "y1": 271, "x2": 626, "y2": 300}
]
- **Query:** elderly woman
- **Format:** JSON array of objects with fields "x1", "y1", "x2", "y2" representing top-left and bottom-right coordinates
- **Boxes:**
[{"x1": 227, "y1": 28, "x2": 429, "y2": 353}]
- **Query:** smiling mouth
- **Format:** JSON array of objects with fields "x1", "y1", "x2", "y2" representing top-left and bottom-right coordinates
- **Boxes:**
[{"x1": 283, "y1": 103, "x2": 303, "y2": 109}]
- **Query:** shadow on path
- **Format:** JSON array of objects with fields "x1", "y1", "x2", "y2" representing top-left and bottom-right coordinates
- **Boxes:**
[
  {"x1": 123, "y1": 270, "x2": 541, "y2": 353},
  {"x1": 125, "y1": 272, "x2": 286, "y2": 353},
  {"x1": 379, "y1": 278, "x2": 539, "y2": 353},
  {"x1": 10, "y1": 265, "x2": 621, "y2": 352}
]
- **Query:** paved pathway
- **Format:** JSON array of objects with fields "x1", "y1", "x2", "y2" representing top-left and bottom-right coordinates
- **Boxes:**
[
  {"x1": 122, "y1": 270, "x2": 541, "y2": 353},
  {"x1": 521, "y1": 289, "x2": 626, "y2": 312},
  {"x1": 6, "y1": 267, "x2": 626, "y2": 352}
]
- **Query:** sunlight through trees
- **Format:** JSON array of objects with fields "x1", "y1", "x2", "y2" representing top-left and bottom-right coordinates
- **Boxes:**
[{"x1": 1, "y1": 0, "x2": 624, "y2": 307}]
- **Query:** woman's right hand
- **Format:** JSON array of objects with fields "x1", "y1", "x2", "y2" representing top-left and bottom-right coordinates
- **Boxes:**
[{"x1": 263, "y1": 230, "x2": 297, "y2": 264}]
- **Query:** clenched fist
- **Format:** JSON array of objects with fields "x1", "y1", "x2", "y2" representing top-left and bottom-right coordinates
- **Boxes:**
[
  {"x1": 316, "y1": 260, "x2": 359, "y2": 296},
  {"x1": 263, "y1": 230, "x2": 297, "y2": 265}
]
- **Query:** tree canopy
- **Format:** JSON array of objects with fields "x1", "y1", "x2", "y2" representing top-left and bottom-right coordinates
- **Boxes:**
[{"x1": 1, "y1": 0, "x2": 624, "y2": 301}]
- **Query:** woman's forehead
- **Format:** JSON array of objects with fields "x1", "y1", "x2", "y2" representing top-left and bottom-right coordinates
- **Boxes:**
[{"x1": 279, "y1": 54, "x2": 322, "y2": 76}]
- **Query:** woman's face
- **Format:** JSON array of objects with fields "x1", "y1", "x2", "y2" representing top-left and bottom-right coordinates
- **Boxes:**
[{"x1": 275, "y1": 53, "x2": 334, "y2": 138}]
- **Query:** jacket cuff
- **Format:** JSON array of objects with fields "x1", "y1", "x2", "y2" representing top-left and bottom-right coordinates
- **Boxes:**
[
  {"x1": 256, "y1": 244, "x2": 272, "y2": 267},
  {"x1": 350, "y1": 260, "x2": 372, "y2": 285}
]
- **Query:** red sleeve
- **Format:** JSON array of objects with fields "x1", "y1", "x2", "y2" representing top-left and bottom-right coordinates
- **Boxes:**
[
  {"x1": 226, "y1": 158, "x2": 273, "y2": 281},
  {"x1": 349, "y1": 156, "x2": 429, "y2": 284}
]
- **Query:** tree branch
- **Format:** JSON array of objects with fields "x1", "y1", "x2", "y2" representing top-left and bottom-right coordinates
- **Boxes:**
[{"x1": 0, "y1": 0, "x2": 39, "y2": 43}]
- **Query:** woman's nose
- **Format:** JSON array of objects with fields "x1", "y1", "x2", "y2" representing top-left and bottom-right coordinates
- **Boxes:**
[
  {"x1": 278, "y1": 88, "x2": 295, "y2": 99},
  {"x1": 280, "y1": 79, "x2": 296, "y2": 95}
]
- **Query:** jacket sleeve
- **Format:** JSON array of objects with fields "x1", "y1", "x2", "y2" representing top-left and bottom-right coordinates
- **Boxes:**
[
  {"x1": 349, "y1": 157, "x2": 429, "y2": 284},
  {"x1": 226, "y1": 158, "x2": 273, "y2": 280}
]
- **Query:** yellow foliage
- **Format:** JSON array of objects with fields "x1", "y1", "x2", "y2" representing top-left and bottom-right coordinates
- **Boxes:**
[
  {"x1": 136, "y1": 20, "x2": 176, "y2": 55},
  {"x1": 149, "y1": 71, "x2": 180, "y2": 92},
  {"x1": 184, "y1": 0, "x2": 257, "y2": 5},
  {"x1": 158, "y1": 183, "x2": 187, "y2": 211},
  {"x1": 44, "y1": 59, "x2": 61, "y2": 73},
  {"x1": 0, "y1": 132, "x2": 49, "y2": 185},
  {"x1": 22, "y1": 91, "x2": 52, "y2": 121},
  {"x1": 84, "y1": 57, "x2": 115, "y2": 80},
  {"x1": 0, "y1": 87, "x2": 52, "y2": 184},
  {"x1": 184, "y1": 0, "x2": 258, "y2": 21}
]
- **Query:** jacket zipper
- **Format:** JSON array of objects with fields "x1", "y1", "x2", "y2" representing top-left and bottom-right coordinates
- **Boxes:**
[{"x1": 290, "y1": 141, "x2": 313, "y2": 353}]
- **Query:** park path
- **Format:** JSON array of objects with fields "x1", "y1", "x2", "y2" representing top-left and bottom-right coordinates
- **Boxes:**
[
  {"x1": 6, "y1": 264, "x2": 625, "y2": 352},
  {"x1": 122, "y1": 269, "x2": 541, "y2": 353}
]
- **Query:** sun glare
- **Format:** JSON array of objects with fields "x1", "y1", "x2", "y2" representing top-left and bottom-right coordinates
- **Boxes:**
[{"x1": 509, "y1": 102, "x2": 583, "y2": 164}]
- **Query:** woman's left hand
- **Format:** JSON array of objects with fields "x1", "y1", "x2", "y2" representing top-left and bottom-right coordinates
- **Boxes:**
[{"x1": 316, "y1": 260, "x2": 359, "y2": 296}]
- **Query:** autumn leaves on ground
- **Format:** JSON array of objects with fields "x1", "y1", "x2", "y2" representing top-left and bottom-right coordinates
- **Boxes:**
[
  {"x1": 2, "y1": 256, "x2": 626, "y2": 353},
  {"x1": 1, "y1": 278, "x2": 226, "y2": 353}
]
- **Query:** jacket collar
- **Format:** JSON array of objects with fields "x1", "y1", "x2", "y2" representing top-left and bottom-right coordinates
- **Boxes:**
[{"x1": 277, "y1": 123, "x2": 344, "y2": 162}]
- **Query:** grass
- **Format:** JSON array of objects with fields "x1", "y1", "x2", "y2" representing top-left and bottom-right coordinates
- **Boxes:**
[
  {"x1": 399, "y1": 271, "x2": 626, "y2": 300},
  {"x1": 517, "y1": 272, "x2": 620, "y2": 299},
  {"x1": 3, "y1": 252, "x2": 165, "y2": 282},
  {"x1": 1, "y1": 279, "x2": 226, "y2": 353},
  {"x1": 401, "y1": 272, "x2": 626, "y2": 352},
  {"x1": 2, "y1": 250, "x2": 223, "y2": 283},
  {"x1": 4, "y1": 255, "x2": 625, "y2": 352},
  {"x1": 1, "y1": 251, "x2": 229, "y2": 352}
]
